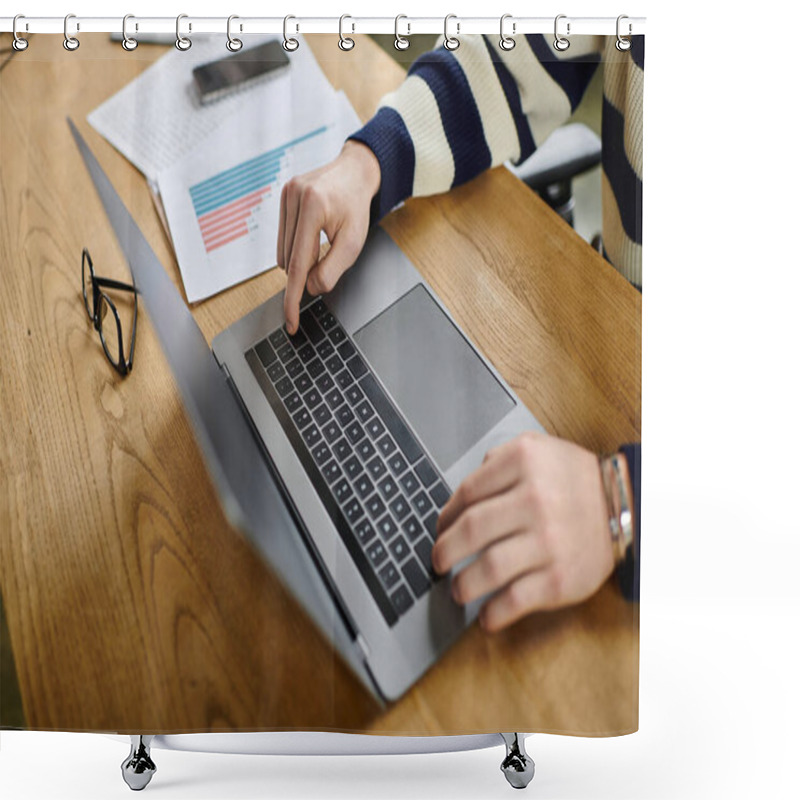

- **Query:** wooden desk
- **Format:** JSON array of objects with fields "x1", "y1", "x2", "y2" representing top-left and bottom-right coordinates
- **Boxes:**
[{"x1": 0, "y1": 34, "x2": 640, "y2": 735}]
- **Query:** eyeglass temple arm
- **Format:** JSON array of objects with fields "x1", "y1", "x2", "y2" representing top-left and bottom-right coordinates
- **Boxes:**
[{"x1": 93, "y1": 275, "x2": 140, "y2": 294}]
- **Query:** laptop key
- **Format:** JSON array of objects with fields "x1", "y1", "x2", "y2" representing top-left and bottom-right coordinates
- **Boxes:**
[
  {"x1": 275, "y1": 376, "x2": 294, "y2": 398},
  {"x1": 347, "y1": 354, "x2": 368, "y2": 379},
  {"x1": 337, "y1": 340, "x2": 355, "y2": 361},
  {"x1": 378, "y1": 561, "x2": 401, "y2": 591},
  {"x1": 333, "y1": 479, "x2": 353, "y2": 504},
  {"x1": 335, "y1": 370, "x2": 354, "y2": 391},
  {"x1": 423, "y1": 512, "x2": 439, "y2": 540},
  {"x1": 325, "y1": 388, "x2": 345, "y2": 409},
  {"x1": 321, "y1": 420, "x2": 342, "y2": 444},
  {"x1": 402, "y1": 516, "x2": 424, "y2": 541},
  {"x1": 345, "y1": 421, "x2": 365, "y2": 445},
  {"x1": 321, "y1": 460, "x2": 343, "y2": 484},
  {"x1": 414, "y1": 535, "x2": 436, "y2": 576},
  {"x1": 294, "y1": 372, "x2": 312, "y2": 394},
  {"x1": 292, "y1": 407, "x2": 312, "y2": 430},
  {"x1": 268, "y1": 328, "x2": 288, "y2": 349},
  {"x1": 316, "y1": 372, "x2": 335, "y2": 393},
  {"x1": 343, "y1": 455, "x2": 363, "y2": 480},
  {"x1": 303, "y1": 387, "x2": 322, "y2": 410},
  {"x1": 391, "y1": 585, "x2": 414, "y2": 616},
  {"x1": 378, "y1": 475, "x2": 399, "y2": 502},
  {"x1": 319, "y1": 311, "x2": 337, "y2": 332},
  {"x1": 344, "y1": 384, "x2": 364, "y2": 405},
  {"x1": 309, "y1": 298, "x2": 327, "y2": 318},
  {"x1": 366, "y1": 540, "x2": 388, "y2": 569},
  {"x1": 285, "y1": 358, "x2": 304, "y2": 379},
  {"x1": 365, "y1": 417, "x2": 385, "y2": 440},
  {"x1": 326, "y1": 354, "x2": 344, "y2": 375},
  {"x1": 356, "y1": 438, "x2": 376, "y2": 462},
  {"x1": 266, "y1": 361, "x2": 285, "y2": 382},
  {"x1": 429, "y1": 482, "x2": 451, "y2": 509},
  {"x1": 388, "y1": 535, "x2": 411, "y2": 564},
  {"x1": 307, "y1": 357, "x2": 326, "y2": 380},
  {"x1": 354, "y1": 519, "x2": 376, "y2": 546},
  {"x1": 312, "y1": 404, "x2": 332, "y2": 426},
  {"x1": 402, "y1": 557, "x2": 431, "y2": 599},
  {"x1": 354, "y1": 400, "x2": 375, "y2": 424},
  {"x1": 365, "y1": 494, "x2": 387, "y2": 520},
  {"x1": 389, "y1": 495, "x2": 412, "y2": 522},
  {"x1": 286, "y1": 327, "x2": 307, "y2": 349},
  {"x1": 377, "y1": 514, "x2": 398, "y2": 541},
  {"x1": 297, "y1": 343, "x2": 316, "y2": 364},
  {"x1": 414, "y1": 459, "x2": 438, "y2": 488},
  {"x1": 334, "y1": 406, "x2": 355, "y2": 428},
  {"x1": 317, "y1": 339, "x2": 334, "y2": 360},
  {"x1": 329, "y1": 326, "x2": 346, "y2": 346},
  {"x1": 284, "y1": 391, "x2": 302, "y2": 414},
  {"x1": 277, "y1": 342, "x2": 295, "y2": 363},
  {"x1": 255, "y1": 338, "x2": 277, "y2": 367},
  {"x1": 343, "y1": 497, "x2": 364, "y2": 524},
  {"x1": 332, "y1": 437, "x2": 352, "y2": 461},
  {"x1": 312, "y1": 441, "x2": 332, "y2": 466},
  {"x1": 299, "y1": 309, "x2": 325, "y2": 345},
  {"x1": 366, "y1": 455, "x2": 387, "y2": 480},
  {"x1": 376, "y1": 433, "x2": 396, "y2": 458},
  {"x1": 360, "y1": 373, "x2": 423, "y2": 464},
  {"x1": 387, "y1": 452, "x2": 407, "y2": 476},
  {"x1": 399, "y1": 470, "x2": 421, "y2": 497},
  {"x1": 411, "y1": 490, "x2": 433, "y2": 518},
  {"x1": 302, "y1": 425, "x2": 322, "y2": 449},
  {"x1": 354, "y1": 474, "x2": 374, "y2": 500}
]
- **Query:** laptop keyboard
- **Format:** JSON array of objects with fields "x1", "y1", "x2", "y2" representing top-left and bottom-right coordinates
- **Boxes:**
[{"x1": 244, "y1": 297, "x2": 450, "y2": 628}]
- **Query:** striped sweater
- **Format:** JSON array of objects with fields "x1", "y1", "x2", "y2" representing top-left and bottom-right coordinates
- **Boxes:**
[{"x1": 350, "y1": 34, "x2": 644, "y2": 289}]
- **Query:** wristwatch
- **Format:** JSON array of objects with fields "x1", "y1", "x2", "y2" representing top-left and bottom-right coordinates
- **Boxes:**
[{"x1": 599, "y1": 453, "x2": 634, "y2": 565}]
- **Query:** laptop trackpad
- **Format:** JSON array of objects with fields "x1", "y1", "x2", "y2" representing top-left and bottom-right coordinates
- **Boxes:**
[{"x1": 353, "y1": 284, "x2": 515, "y2": 472}]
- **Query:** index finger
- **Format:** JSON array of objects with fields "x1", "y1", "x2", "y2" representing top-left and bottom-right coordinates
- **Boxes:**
[{"x1": 283, "y1": 194, "x2": 323, "y2": 334}]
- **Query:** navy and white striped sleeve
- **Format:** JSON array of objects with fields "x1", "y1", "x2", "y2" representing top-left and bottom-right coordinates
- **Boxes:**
[{"x1": 349, "y1": 34, "x2": 602, "y2": 222}]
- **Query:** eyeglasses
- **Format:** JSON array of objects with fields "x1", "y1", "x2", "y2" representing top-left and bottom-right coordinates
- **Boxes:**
[{"x1": 81, "y1": 248, "x2": 139, "y2": 376}]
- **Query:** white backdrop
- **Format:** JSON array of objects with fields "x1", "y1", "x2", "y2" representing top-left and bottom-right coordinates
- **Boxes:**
[{"x1": 2, "y1": 1, "x2": 799, "y2": 798}]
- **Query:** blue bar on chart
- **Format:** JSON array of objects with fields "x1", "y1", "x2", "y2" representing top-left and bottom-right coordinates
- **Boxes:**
[{"x1": 189, "y1": 126, "x2": 328, "y2": 253}]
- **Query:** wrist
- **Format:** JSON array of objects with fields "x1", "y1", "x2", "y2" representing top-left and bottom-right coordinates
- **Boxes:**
[{"x1": 341, "y1": 139, "x2": 381, "y2": 200}]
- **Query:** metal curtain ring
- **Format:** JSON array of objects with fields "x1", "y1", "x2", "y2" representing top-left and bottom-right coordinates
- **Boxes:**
[
  {"x1": 554, "y1": 14, "x2": 570, "y2": 51},
  {"x1": 339, "y1": 15, "x2": 355, "y2": 51},
  {"x1": 63, "y1": 13, "x2": 80, "y2": 51},
  {"x1": 443, "y1": 14, "x2": 459, "y2": 51},
  {"x1": 227, "y1": 15, "x2": 243, "y2": 51},
  {"x1": 175, "y1": 14, "x2": 192, "y2": 51},
  {"x1": 616, "y1": 14, "x2": 632, "y2": 51},
  {"x1": 12, "y1": 14, "x2": 29, "y2": 51},
  {"x1": 283, "y1": 15, "x2": 299, "y2": 51},
  {"x1": 121, "y1": 15, "x2": 138, "y2": 51},
  {"x1": 499, "y1": 14, "x2": 515, "y2": 51},
  {"x1": 394, "y1": 15, "x2": 410, "y2": 51}
]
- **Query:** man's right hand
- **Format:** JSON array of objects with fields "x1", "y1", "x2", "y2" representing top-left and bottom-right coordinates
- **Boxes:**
[{"x1": 277, "y1": 139, "x2": 381, "y2": 334}]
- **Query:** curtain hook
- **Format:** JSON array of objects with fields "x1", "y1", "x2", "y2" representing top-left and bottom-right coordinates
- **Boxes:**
[
  {"x1": 499, "y1": 14, "x2": 516, "y2": 51},
  {"x1": 63, "y1": 13, "x2": 80, "y2": 51},
  {"x1": 554, "y1": 14, "x2": 570, "y2": 51},
  {"x1": 283, "y1": 15, "x2": 299, "y2": 51},
  {"x1": 121, "y1": 14, "x2": 138, "y2": 51},
  {"x1": 616, "y1": 15, "x2": 632, "y2": 51},
  {"x1": 227, "y1": 15, "x2": 243, "y2": 52},
  {"x1": 394, "y1": 15, "x2": 410, "y2": 51},
  {"x1": 175, "y1": 14, "x2": 192, "y2": 51},
  {"x1": 443, "y1": 14, "x2": 459, "y2": 51},
  {"x1": 12, "y1": 14, "x2": 29, "y2": 51},
  {"x1": 339, "y1": 14, "x2": 355, "y2": 51}
]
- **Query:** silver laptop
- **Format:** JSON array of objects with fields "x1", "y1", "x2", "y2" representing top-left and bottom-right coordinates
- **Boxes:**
[{"x1": 71, "y1": 120, "x2": 544, "y2": 703}]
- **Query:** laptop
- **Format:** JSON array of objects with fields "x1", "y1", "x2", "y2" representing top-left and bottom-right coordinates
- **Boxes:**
[{"x1": 70, "y1": 119, "x2": 544, "y2": 702}]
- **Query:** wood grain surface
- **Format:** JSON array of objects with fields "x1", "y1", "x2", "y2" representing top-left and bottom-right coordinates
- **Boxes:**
[{"x1": 0, "y1": 33, "x2": 640, "y2": 735}]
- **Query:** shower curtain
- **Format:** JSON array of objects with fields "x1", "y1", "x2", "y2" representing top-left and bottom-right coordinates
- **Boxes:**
[{"x1": 0, "y1": 24, "x2": 642, "y2": 741}]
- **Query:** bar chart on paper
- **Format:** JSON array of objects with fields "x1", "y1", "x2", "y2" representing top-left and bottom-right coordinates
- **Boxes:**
[{"x1": 189, "y1": 125, "x2": 328, "y2": 254}]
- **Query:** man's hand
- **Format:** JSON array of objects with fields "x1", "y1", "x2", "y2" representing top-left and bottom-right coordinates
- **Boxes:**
[
  {"x1": 277, "y1": 140, "x2": 381, "y2": 334},
  {"x1": 432, "y1": 432, "x2": 615, "y2": 632}
]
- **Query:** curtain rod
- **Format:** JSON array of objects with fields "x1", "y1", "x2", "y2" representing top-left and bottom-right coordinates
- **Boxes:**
[{"x1": 1, "y1": 15, "x2": 646, "y2": 37}]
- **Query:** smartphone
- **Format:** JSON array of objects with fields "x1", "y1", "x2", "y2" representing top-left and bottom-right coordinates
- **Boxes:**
[{"x1": 193, "y1": 40, "x2": 291, "y2": 105}]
